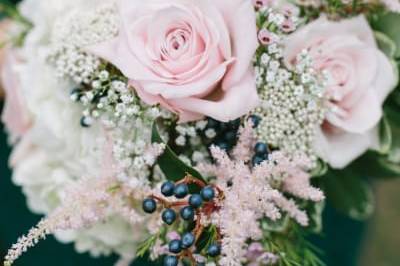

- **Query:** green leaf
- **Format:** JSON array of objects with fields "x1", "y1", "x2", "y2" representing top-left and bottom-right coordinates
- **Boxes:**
[
  {"x1": 323, "y1": 169, "x2": 374, "y2": 220},
  {"x1": 378, "y1": 115, "x2": 392, "y2": 155},
  {"x1": 196, "y1": 225, "x2": 218, "y2": 253},
  {"x1": 306, "y1": 201, "x2": 325, "y2": 234},
  {"x1": 384, "y1": 103, "x2": 400, "y2": 165},
  {"x1": 310, "y1": 160, "x2": 328, "y2": 177},
  {"x1": 136, "y1": 235, "x2": 158, "y2": 258},
  {"x1": 0, "y1": 1, "x2": 32, "y2": 27},
  {"x1": 371, "y1": 12, "x2": 400, "y2": 58},
  {"x1": 151, "y1": 121, "x2": 206, "y2": 191},
  {"x1": 375, "y1": 31, "x2": 397, "y2": 58},
  {"x1": 260, "y1": 215, "x2": 290, "y2": 233},
  {"x1": 349, "y1": 151, "x2": 400, "y2": 179}
]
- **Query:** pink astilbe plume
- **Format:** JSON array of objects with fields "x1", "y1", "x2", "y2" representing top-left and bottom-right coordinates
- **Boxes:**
[
  {"x1": 232, "y1": 120, "x2": 256, "y2": 162},
  {"x1": 4, "y1": 142, "x2": 166, "y2": 266},
  {"x1": 200, "y1": 122, "x2": 325, "y2": 266},
  {"x1": 4, "y1": 176, "x2": 113, "y2": 266},
  {"x1": 4, "y1": 175, "x2": 154, "y2": 266}
]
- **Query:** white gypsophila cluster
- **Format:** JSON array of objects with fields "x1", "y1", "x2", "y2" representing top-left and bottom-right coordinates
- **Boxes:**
[
  {"x1": 70, "y1": 69, "x2": 172, "y2": 188},
  {"x1": 9, "y1": 54, "x2": 142, "y2": 258},
  {"x1": 253, "y1": 8, "x2": 328, "y2": 163},
  {"x1": 174, "y1": 121, "x2": 210, "y2": 165},
  {"x1": 9, "y1": 0, "x2": 155, "y2": 259},
  {"x1": 48, "y1": 2, "x2": 119, "y2": 84}
]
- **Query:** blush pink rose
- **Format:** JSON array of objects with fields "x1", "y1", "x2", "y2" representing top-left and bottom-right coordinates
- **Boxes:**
[
  {"x1": 1, "y1": 50, "x2": 32, "y2": 141},
  {"x1": 89, "y1": 0, "x2": 259, "y2": 122},
  {"x1": 0, "y1": 20, "x2": 11, "y2": 71},
  {"x1": 284, "y1": 16, "x2": 398, "y2": 168}
]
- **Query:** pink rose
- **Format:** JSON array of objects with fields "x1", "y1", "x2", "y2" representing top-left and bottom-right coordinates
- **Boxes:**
[
  {"x1": 89, "y1": 0, "x2": 259, "y2": 122},
  {"x1": 0, "y1": 20, "x2": 11, "y2": 71},
  {"x1": 284, "y1": 16, "x2": 398, "y2": 168},
  {"x1": 1, "y1": 50, "x2": 32, "y2": 141}
]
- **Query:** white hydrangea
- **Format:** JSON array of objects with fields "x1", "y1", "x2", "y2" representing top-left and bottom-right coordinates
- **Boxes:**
[{"x1": 8, "y1": 0, "x2": 148, "y2": 259}]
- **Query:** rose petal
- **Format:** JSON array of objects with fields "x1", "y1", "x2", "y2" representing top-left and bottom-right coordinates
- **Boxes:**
[
  {"x1": 215, "y1": 0, "x2": 258, "y2": 89},
  {"x1": 1, "y1": 51, "x2": 31, "y2": 140},
  {"x1": 313, "y1": 127, "x2": 379, "y2": 169},
  {"x1": 170, "y1": 70, "x2": 259, "y2": 122},
  {"x1": 326, "y1": 89, "x2": 382, "y2": 133},
  {"x1": 373, "y1": 50, "x2": 398, "y2": 105},
  {"x1": 141, "y1": 58, "x2": 234, "y2": 99}
]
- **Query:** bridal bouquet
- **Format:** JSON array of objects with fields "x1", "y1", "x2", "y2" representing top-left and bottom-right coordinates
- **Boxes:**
[{"x1": 1, "y1": 0, "x2": 400, "y2": 265}]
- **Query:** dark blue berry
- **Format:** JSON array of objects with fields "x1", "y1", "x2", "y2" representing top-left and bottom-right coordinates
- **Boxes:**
[
  {"x1": 174, "y1": 184, "x2": 189, "y2": 199},
  {"x1": 163, "y1": 255, "x2": 179, "y2": 266},
  {"x1": 207, "y1": 243, "x2": 221, "y2": 257},
  {"x1": 224, "y1": 131, "x2": 237, "y2": 143},
  {"x1": 207, "y1": 118, "x2": 220, "y2": 129},
  {"x1": 142, "y1": 198, "x2": 157, "y2": 213},
  {"x1": 189, "y1": 194, "x2": 203, "y2": 209},
  {"x1": 216, "y1": 141, "x2": 230, "y2": 151},
  {"x1": 161, "y1": 181, "x2": 175, "y2": 197},
  {"x1": 228, "y1": 118, "x2": 241, "y2": 130},
  {"x1": 249, "y1": 115, "x2": 261, "y2": 128},
  {"x1": 70, "y1": 88, "x2": 82, "y2": 101},
  {"x1": 219, "y1": 122, "x2": 229, "y2": 132},
  {"x1": 168, "y1": 240, "x2": 182, "y2": 254},
  {"x1": 181, "y1": 232, "x2": 195, "y2": 249},
  {"x1": 162, "y1": 209, "x2": 177, "y2": 225},
  {"x1": 80, "y1": 116, "x2": 92, "y2": 128},
  {"x1": 200, "y1": 186, "x2": 215, "y2": 201},
  {"x1": 252, "y1": 155, "x2": 265, "y2": 166},
  {"x1": 180, "y1": 206, "x2": 195, "y2": 221},
  {"x1": 254, "y1": 142, "x2": 268, "y2": 156}
]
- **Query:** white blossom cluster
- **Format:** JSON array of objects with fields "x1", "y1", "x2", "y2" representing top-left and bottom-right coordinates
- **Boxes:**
[
  {"x1": 174, "y1": 121, "x2": 210, "y2": 166},
  {"x1": 253, "y1": 8, "x2": 328, "y2": 162},
  {"x1": 70, "y1": 68, "x2": 173, "y2": 188},
  {"x1": 4, "y1": 0, "x2": 166, "y2": 260},
  {"x1": 48, "y1": 3, "x2": 119, "y2": 83}
]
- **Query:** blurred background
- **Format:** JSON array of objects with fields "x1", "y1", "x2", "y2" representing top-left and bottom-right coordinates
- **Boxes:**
[{"x1": 0, "y1": 0, "x2": 400, "y2": 265}]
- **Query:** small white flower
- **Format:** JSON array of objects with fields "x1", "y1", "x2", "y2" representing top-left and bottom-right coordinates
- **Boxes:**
[
  {"x1": 92, "y1": 80, "x2": 101, "y2": 89},
  {"x1": 192, "y1": 151, "x2": 205, "y2": 163},
  {"x1": 98, "y1": 70, "x2": 109, "y2": 81},
  {"x1": 175, "y1": 135, "x2": 186, "y2": 146},
  {"x1": 205, "y1": 128, "x2": 217, "y2": 139},
  {"x1": 195, "y1": 120, "x2": 208, "y2": 130}
]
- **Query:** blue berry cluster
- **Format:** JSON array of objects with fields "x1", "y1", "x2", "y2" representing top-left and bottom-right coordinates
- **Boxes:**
[
  {"x1": 252, "y1": 141, "x2": 269, "y2": 166},
  {"x1": 142, "y1": 181, "x2": 221, "y2": 266},
  {"x1": 202, "y1": 117, "x2": 241, "y2": 152},
  {"x1": 247, "y1": 115, "x2": 270, "y2": 166}
]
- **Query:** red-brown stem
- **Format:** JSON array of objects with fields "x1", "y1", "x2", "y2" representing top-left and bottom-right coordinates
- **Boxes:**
[
  {"x1": 171, "y1": 201, "x2": 189, "y2": 207},
  {"x1": 176, "y1": 174, "x2": 207, "y2": 188},
  {"x1": 150, "y1": 195, "x2": 188, "y2": 208},
  {"x1": 187, "y1": 252, "x2": 197, "y2": 266}
]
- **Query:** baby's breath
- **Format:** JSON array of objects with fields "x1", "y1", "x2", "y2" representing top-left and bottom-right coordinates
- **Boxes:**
[
  {"x1": 48, "y1": 4, "x2": 119, "y2": 83},
  {"x1": 253, "y1": 7, "x2": 328, "y2": 162}
]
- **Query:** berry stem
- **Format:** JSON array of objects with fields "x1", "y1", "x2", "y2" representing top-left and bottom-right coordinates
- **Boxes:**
[
  {"x1": 150, "y1": 195, "x2": 188, "y2": 208},
  {"x1": 176, "y1": 174, "x2": 207, "y2": 188}
]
